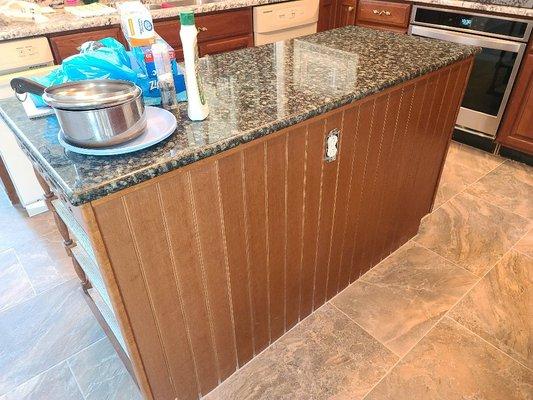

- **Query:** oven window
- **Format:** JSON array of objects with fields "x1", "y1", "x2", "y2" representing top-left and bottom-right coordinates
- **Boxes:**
[{"x1": 461, "y1": 48, "x2": 518, "y2": 116}]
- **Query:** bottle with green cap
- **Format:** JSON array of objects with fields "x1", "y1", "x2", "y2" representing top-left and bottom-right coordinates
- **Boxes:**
[{"x1": 179, "y1": 10, "x2": 209, "y2": 121}]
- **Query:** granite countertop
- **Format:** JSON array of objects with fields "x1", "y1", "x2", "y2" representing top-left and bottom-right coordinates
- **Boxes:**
[
  {"x1": 0, "y1": 26, "x2": 479, "y2": 205},
  {"x1": 1, "y1": 0, "x2": 531, "y2": 42},
  {"x1": 0, "y1": 0, "x2": 289, "y2": 41}
]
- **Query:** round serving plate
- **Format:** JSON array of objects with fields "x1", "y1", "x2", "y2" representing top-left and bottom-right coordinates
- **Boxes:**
[{"x1": 58, "y1": 106, "x2": 177, "y2": 156}]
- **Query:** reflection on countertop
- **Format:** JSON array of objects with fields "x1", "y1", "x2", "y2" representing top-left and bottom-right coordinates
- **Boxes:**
[{"x1": 0, "y1": 26, "x2": 479, "y2": 205}]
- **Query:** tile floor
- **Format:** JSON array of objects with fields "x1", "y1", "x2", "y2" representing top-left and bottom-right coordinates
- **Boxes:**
[{"x1": 0, "y1": 141, "x2": 531, "y2": 399}]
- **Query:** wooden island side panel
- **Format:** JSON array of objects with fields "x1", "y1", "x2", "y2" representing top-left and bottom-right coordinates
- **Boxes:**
[{"x1": 88, "y1": 58, "x2": 472, "y2": 400}]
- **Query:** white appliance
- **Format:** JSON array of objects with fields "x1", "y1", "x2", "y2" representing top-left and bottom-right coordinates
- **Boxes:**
[
  {"x1": 253, "y1": 0, "x2": 319, "y2": 46},
  {"x1": 0, "y1": 36, "x2": 57, "y2": 216}
]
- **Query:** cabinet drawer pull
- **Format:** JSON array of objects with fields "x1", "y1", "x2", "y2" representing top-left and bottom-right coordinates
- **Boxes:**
[
  {"x1": 372, "y1": 9, "x2": 391, "y2": 16},
  {"x1": 348, "y1": 6, "x2": 354, "y2": 11},
  {"x1": 198, "y1": 26, "x2": 208, "y2": 32}
]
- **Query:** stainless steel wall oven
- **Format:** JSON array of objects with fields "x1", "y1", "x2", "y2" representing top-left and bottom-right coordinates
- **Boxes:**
[{"x1": 409, "y1": 5, "x2": 532, "y2": 138}]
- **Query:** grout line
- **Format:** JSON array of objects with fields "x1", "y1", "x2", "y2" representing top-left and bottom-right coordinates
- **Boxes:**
[
  {"x1": 0, "y1": 277, "x2": 77, "y2": 316},
  {"x1": 444, "y1": 316, "x2": 533, "y2": 372},
  {"x1": 412, "y1": 240, "x2": 478, "y2": 278},
  {"x1": 359, "y1": 272, "x2": 485, "y2": 399},
  {"x1": 328, "y1": 301, "x2": 402, "y2": 358},
  {"x1": 12, "y1": 248, "x2": 37, "y2": 297},
  {"x1": 67, "y1": 360, "x2": 87, "y2": 399},
  {"x1": 429, "y1": 155, "x2": 506, "y2": 215},
  {"x1": 0, "y1": 337, "x2": 107, "y2": 398}
]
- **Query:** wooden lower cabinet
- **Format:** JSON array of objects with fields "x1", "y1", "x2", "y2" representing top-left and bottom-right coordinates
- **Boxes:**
[
  {"x1": 497, "y1": 51, "x2": 533, "y2": 155},
  {"x1": 356, "y1": 0, "x2": 411, "y2": 33},
  {"x1": 49, "y1": 27, "x2": 125, "y2": 63},
  {"x1": 317, "y1": 0, "x2": 337, "y2": 32},
  {"x1": 335, "y1": 0, "x2": 357, "y2": 28},
  {"x1": 33, "y1": 58, "x2": 472, "y2": 400},
  {"x1": 156, "y1": 8, "x2": 253, "y2": 61}
]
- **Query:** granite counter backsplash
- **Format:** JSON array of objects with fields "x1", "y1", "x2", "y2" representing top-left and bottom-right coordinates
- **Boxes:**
[{"x1": 0, "y1": 26, "x2": 479, "y2": 206}]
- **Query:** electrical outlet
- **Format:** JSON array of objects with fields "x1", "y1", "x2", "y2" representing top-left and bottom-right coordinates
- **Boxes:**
[{"x1": 325, "y1": 128, "x2": 340, "y2": 162}]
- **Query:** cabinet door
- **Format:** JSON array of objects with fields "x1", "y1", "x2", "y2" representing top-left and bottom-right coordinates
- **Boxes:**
[
  {"x1": 317, "y1": 0, "x2": 337, "y2": 32},
  {"x1": 335, "y1": 0, "x2": 357, "y2": 28},
  {"x1": 155, "y1": 8, "x2": 253, "y2": 61},
  {"x1": 497, "y1": 51, "x2": 533, "y2": 154},
  {"x1": 356, "y1": 0, "x2": 411, "y2": 33},
  {"x1": 49, "y1": 27, "x2": 124, "y2": 64},
  {"x1": 199, "y1": 35, "x2": 254, "y2": 57}
]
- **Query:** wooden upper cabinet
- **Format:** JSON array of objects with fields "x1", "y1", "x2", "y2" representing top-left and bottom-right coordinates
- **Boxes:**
[
  {"x1": 317, "y1": 0, "x2": 337, "y2": 32},
  {"x1": 49, "y1": 27, "x2": 125, "y2": 64},
  {"x1": 156, "y1": 8, "x2": 253, "y2": 60},
  {"x1": 356, "y1": 0, "x2": 411, "y2": 33},
  {"x1": 335, "y1": 0, "x2": 357, "y2": 28},
  {"x1": 497, "y1": 48, "x2": 533, "y2": 155}
]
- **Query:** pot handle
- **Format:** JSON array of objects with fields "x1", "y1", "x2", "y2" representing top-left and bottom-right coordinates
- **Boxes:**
[{"x1": 10, "y1": 77, "x2": 46, "y2": 96}]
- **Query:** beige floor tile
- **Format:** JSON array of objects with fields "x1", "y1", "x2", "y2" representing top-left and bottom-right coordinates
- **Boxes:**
[
  {"x1": 449, "y1": 250, "x2": 532, "y2": 368},
  {"x1": 68, "y1": 338, "x2": 142, "y2": 400},
  {"x1": 466, "y1": 160, "x2": 533, "y2": 220},
  {"x1": 433, "y1": 142, "x2": 504, "y2": 208},
  {"x1": 364, "y1": 317, "x2": 533, "y2": 400},
  {"x1": 3, "y1": 362, "x2": 83, "y2": 400},
  {"x1": 515, "y1": 228, "x2": 533, "y2": 258},
  {"x1": 0, "y1": 279, "x2": 104, "y2": 395},
  {"x1": 331, "y1": 242, "x2": 478, "y2": 356},
  {"x1": 0, "y1": 249, "x2": 34, "y2": 312},
  {"x1": 416, "y1": 192, "x2": 531, "y2": 276},
  {"x1": 207, "y1": 304, "x2": 397, "y2": 400}
]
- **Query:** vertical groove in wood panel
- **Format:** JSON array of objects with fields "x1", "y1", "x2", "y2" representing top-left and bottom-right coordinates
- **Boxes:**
[
  {"x1": 311, "y1": 119, "x2": 326, "y2": 312},
  {"x1": 265, "y1": 134, "x2": 287, "y2": 341},
  {"x1": 333, "y1": 106, "x2": 361, "y2": 295},
  {"x1": 93, "y1": 200, "x2": 174, "y2": 400},
  {"x1": 409, "y1": 71, "x2": 449, "y2": 223},
  {"x1": 299, "y1": 119, "x2": 326, "y2": 318},
  {"x1": 391, "y1": 78, "x2": 429, "y2": 246},
  {"x1": 121, "y1": 196, "x2": 177, "y2": 396},
  {"x1": 350, "y1": 94, "x2": 390, "y2": 281},
  {"x1": 379, "y1": 83, "x2": 417, "y2": 258},
  {"x1": 243, "y1": 144, "x2": 270, "y2": 354},
  {"x1": 186, "y1": 171, "x2": 223, "y2": 386},
  {"x1": 297, "y1": 127, "x2": 309, "y2": 321},
  {"x1": 285, "y1": 126, "x2": 307, "y2": 330},
  {"x1": 189, "y1": 167, "x2": 238, "y2": 382},
  {"x1": 263, "y1": 142, "x2": 272, "y2": 344},
  {"x1": 216, "y1": 155, "x2": 254, "y2": 366},
  {"x1": 158, "y1": 174, "x2": 219, "y2": 395},
  {"x1": 394, "y1": 76, "x2": 435, "y2": 244},
  {"x1": 339, "y1": 99, "x2": 375, "y2": 288},
  {"x1": 314, "y1": 113, "x2": 343, "y2": 309},
  {"x1": 156, "y1": 184, "x2": 201, "y2": 399},
  {"x1": 326, "y1": 106, "x2": 359, "y2": 300},
  {"x1": 366, "y1": 88, "x2": 403, "y2": 268}
]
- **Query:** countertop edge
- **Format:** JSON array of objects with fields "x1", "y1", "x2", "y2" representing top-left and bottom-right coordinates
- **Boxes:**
[{"x1": 1, "y1": 49, "x2": 476, "y2": 207}]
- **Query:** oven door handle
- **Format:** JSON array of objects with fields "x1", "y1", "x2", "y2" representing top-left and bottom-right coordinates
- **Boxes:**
[{"x1": 409, "y1": 25, "x2": 524, "y2": 53}]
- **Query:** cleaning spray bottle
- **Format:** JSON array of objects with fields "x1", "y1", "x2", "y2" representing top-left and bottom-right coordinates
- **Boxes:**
[{"x1": 179, "y1": 10, "x2": 209, "y2": 121}]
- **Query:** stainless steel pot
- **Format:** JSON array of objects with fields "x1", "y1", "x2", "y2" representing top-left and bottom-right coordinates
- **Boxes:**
[{"x1": 10, "y1": 78, "x2": 146, "y2": 148}]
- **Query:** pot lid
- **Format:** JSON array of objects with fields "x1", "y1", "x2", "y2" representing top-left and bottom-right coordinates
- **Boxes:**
[{"x1": 43, "y1": 80, "x2": 141, "y2": 110}]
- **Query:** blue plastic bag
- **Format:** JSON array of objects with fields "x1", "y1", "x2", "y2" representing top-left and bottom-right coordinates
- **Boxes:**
[{"x1": 32, "y1": 37, "x2": 186, "y2": 108}]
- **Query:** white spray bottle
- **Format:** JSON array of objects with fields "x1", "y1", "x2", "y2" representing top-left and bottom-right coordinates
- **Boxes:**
[{"x1": 179, "y1": 10, "x2": 209, "y2": 121}]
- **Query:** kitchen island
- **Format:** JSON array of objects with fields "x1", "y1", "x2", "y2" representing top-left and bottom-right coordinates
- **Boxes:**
[{"x1": 0, "y1": 26, "x2": 477, "y2": 400}]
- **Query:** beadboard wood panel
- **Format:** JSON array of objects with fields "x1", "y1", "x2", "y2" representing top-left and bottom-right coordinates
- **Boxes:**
[{"x1": 90, "y1": 57, "x2": 473, "y2": 400}]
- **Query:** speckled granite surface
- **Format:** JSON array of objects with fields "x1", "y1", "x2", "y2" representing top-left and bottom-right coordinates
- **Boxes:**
[
  {"x1": 0, "y1": 26, "x2": 479, "y2": 205},
  {"x1": 0, "y1": 0, "x2": 289, "y2": 41},
  {"x1": 2, "y1": 0, "x2": 532, "y2": 41}
]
